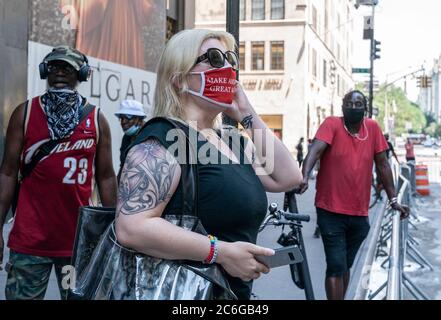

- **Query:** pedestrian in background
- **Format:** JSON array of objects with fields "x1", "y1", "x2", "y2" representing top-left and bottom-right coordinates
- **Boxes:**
[
  {"x1": 307, "y1": 138, "x2": 313, "y2": 152},
  {"x1": 114, "y1": 100, "x2": 149, "y2": 180},
  {"x1": 384, "y1": 133, "x2": 400, "y2": 164},
  {"x1": 296, "y1": 137, "x2": 304, "y2": 167},
  {"x1": 299, "y1": 90, "x2": 409, "y2": 300},
  {"x1": 374, "y1": 133, "x2": 401, "y2": 199},
  {"x1": 405, "y1": 138, "x2": 415, "y2": 163},
  {"x1": 0, "y1": 46, "x2": 116, "y2": 300}
]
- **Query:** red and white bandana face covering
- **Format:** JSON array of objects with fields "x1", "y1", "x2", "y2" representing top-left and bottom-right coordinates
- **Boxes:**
[{"x1": 187, "y1": 66, "x2": 237, "y2": 108}]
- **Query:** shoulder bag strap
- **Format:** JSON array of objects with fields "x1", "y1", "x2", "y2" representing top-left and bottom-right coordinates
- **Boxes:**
[{"x1": 168, "y1": 119, "x2": 199, "y2": 219}]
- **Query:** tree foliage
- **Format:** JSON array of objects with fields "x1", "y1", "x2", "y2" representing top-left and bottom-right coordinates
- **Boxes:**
[
  {"x1": 424, "y1": 120, "x2": 441, "y2": 138},
  {"x1": 425, "y1": 112, "x2": 436, "y2": 126},
  {"x1": 356, "y1": 84, "x2": 426, "y2": 135},
  {"x1": 423, "y1": 113, "x2": 441, "y2": 138}
]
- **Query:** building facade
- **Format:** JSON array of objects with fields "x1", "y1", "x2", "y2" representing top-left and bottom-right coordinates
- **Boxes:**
[
  {"x1": 0, "y1": 0, "x2": 29, "y2": 160},
  {"x1": 418, "y1": 57, "x2": 441, "y2": 123},
  {"x1": 195, "y1": 0, "x2": 356, "y2": 151}
]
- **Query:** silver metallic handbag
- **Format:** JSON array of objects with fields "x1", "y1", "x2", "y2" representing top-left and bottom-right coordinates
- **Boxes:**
[
  {"x1": 70, "y1": 216, "x2": 235, "y2": 300},
  {"x1": 69, "y1": 118, "x2": 236, "y2": 300}
]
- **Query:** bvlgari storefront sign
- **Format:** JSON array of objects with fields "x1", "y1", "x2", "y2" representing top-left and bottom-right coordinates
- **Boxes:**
[{"x1": 241, "y1": 78, "x2": 284, "y2": 91}]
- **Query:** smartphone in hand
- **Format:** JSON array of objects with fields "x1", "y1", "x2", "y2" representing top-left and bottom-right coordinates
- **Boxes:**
[{"x1": 255, "y1": 245, "x2": 303, "y2": 268}]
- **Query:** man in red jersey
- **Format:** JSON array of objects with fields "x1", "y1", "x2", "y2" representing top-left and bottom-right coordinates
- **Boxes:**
[
  {"x1": 0, "y1": 46, "x2": 117, "y2": 299},
  {"x1": 299, "y1": 90, "x2": 409, "y2": 300}
]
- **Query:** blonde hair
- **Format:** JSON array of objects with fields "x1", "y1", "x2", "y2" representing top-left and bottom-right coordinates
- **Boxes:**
[{"x1": 153, "y1": 29, "x2": 236, "y2": 127}]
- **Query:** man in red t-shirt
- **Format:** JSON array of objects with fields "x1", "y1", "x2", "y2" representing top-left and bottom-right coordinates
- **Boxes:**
[
  {"x1": 0, "y1": 47, "x2": 117, "y2": 299},
  {"x1": 299, "y1": 90, "x2": 409, "y2": 300}
]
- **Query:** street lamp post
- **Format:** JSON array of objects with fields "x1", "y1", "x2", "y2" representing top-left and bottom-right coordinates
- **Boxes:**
[
  {"x1": 225, "y1": 0, "x2": 240, "y2": 127},
  {"x1": 368, "y1": 3, "x2": 376, "y2": 118},
  {"x1": 226, "y1": 0, "x2": 240, "y2": 47},
  {"x1": 385, "y1": 74, "x2": 390, "y2": 133},
  {"x1": 356, "y1": 0, "x2": 378, "y2": 118}
]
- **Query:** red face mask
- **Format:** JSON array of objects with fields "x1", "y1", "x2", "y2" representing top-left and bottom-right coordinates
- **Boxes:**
[{"x1": 187, "y1": 67, "x2": 237, "y2": 108}]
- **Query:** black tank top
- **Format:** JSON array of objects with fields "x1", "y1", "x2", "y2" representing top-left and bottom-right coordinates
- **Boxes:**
[{"x1": 131, "y1": 118, "x2": 268, "y2": 299}]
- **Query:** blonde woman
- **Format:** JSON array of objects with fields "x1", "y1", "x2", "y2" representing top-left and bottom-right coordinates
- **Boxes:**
[{"x1": 115, "y1": 29, "x2": 302, "y2": 299}]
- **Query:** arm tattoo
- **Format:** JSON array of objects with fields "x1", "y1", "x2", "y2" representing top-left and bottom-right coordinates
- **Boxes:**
[
  {"x1": 240, "y1": 114, "x2": 254, "y2": 130},
  {"x1": 116, "y1": 139, "x2": 178, "y2": 216}
]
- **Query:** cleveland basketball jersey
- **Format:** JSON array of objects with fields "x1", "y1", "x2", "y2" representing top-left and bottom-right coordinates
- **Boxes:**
[{"x1": 8, "y1": 96, "x2": 99, "y2": 257}]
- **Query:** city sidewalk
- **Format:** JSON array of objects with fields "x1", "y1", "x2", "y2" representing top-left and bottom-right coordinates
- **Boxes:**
[
  {"x1": 367, "y1": 183, "x2": 441, "y2": 300},
  {"x1": 253, "y1": 180, "x2": 327, "y2": 300}
]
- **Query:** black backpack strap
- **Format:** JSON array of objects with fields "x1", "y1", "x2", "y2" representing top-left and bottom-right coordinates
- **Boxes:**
[
  {"x1": 21, "y1": 102, "x2": 96, "y2": 179},
  {"x1": 21, "y1": 139, "x2": 60, "y2": 178},
  {"x1": 22, "y1": 100, "x2": 29, "y2": 135},
  {"x1": 168, "y1": 119, "x2": 199, "y2": 219},
  {"x1": 79, "y1": 103, "x2": 95, "y2": 123}
]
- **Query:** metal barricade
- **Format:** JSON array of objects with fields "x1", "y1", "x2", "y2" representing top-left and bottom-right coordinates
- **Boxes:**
[{"x1": 346, "y1": 163, "x2": 433, "y2": 300}]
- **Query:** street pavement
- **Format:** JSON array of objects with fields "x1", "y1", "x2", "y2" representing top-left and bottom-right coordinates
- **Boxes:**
[
  {"x1": 253, "y1": 180, "x2": 328, "y2": 300},
  {"x1": 406, "y1": 183, "x2": 441, "y2": 299},
  {"x1": 366, "y1": 183, "x2": 441, "y2": 300}
]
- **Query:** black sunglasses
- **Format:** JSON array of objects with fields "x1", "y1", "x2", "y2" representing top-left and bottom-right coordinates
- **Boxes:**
[
  {"x1": 117, "y1": 114, "x2": 136, "y2": 121},
  {"x1": 195, "y1": 48, "x2": 239, "y2": 69},
  {"x1": 47, "y1": 63, "x2": 77, "y2": 75}
]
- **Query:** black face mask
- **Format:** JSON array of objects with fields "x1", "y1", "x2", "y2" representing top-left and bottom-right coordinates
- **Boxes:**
[{"x1": 343, "y1": 108, "x2": 365, "y2": 124}]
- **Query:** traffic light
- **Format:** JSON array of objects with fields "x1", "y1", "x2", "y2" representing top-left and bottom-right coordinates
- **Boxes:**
[
  {"x1": 329, "y1": 60, "x2": 337, "y2": 85},
  {"x1": 417, "y1": 76, "x2": 432, "y2": 88},
  {"x1": 426, "y1": 76, "x2": 432, "y2": 88},
  {"x1": 372, "y1": 40, "x2": 381, "y2": 60}
]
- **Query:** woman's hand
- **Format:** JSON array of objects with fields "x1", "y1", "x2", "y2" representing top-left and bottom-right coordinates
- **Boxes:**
[
  {"x1": 216, "y1": 241, "x2": 274, "y2": 281},
  {"x1": 223, "y1": 82, "x2": 255, "y2": 125}
]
